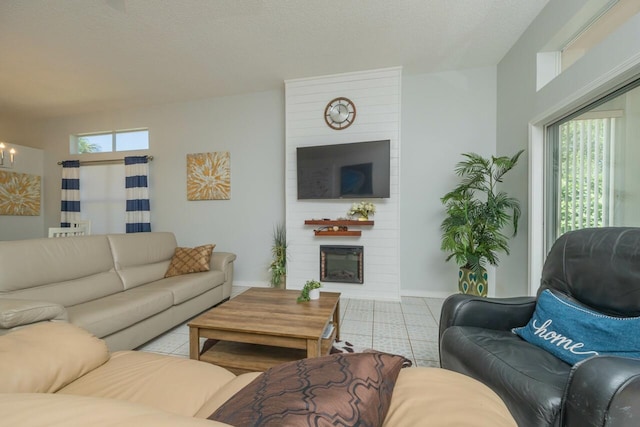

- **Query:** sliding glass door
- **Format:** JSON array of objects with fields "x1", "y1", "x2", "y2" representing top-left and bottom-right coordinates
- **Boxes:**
[{"x1": 545, "y1": 79, "x2": 640, "y2": 252}]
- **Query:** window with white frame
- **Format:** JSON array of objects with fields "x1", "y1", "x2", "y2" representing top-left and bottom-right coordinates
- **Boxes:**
[
  {"x1": 544, "y1": 79, "x2": 640, "y2": 253},
  {"x1": 555, "y1": 112, "x2": 620, "y2": 233},
  {"x1": 69, "y1": 128, "x2": 149, "y2": 234},
  {"x1": 536, "y1": 0, "x2": 640, "y2": 90},
  {"x1": 71, "y1": 129, "x2": 149, "y2": 154},
  {"x1": 561, "y1": 0, "x2": 640, "y2": 72}
]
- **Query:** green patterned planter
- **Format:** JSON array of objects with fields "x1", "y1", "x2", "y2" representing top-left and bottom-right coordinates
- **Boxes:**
[{"x1": 458, "y1": 267, "x2": 488, "y2": 297}]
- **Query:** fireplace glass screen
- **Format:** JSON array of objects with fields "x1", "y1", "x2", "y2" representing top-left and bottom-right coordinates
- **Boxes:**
[{"x1": 320, "y1": 245, "x2": 363, "y2": 284}]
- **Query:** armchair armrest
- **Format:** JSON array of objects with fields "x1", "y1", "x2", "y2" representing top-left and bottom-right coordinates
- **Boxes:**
[
  {"x1": 0, "y1": 298, "x2": 67, "y2": 330},
  {"x1": 439, "y1": 294, "x2": 536, "y2": 339},
  {"x1": 564, "y1": 356, "x2": 640, "y2": 427}
]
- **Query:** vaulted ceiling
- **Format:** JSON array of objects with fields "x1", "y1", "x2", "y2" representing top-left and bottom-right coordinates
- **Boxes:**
[{"x1": 0, "y1": 0, "x2": 549, "y2": 119}]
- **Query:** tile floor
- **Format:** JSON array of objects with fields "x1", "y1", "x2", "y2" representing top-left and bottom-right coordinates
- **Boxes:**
[{"x1": 137, "y1": 286, "x2": 444, "y2": 368}]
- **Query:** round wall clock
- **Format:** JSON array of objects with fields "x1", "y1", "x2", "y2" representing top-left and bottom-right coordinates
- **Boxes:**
[{"x1": 324, "y1": 97, "x2": 356, "y2": 130}]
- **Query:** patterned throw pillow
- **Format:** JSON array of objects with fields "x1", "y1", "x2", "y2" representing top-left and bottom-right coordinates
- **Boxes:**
[
  {"x1": 513, "y1": 289, "x2": 640, "y2": 365},
  {"x1": 164, "y1": 244, "x2": 215, "y2": 278},
  {"x1": 209, "y1": 352, "x2": 408, "y2": 427}
]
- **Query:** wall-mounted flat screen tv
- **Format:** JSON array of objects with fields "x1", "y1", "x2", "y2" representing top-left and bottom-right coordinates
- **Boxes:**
[{"x1": 296, "y1": 140, "x2": 390, "y2": 199}]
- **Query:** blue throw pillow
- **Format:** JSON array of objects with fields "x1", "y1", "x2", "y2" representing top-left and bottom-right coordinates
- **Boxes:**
[{"x1": 513, "y1": 289, "x2": 640, "y2": 365}]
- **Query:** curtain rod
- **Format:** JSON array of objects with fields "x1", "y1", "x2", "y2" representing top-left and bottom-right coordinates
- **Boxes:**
[{"x1": 57, "y1": 155, "x2": 153, "y2": 166}]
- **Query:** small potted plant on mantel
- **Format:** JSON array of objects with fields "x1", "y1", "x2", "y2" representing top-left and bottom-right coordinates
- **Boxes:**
[{"x1": 297, "y1": 280, "x2": 322, "y2": 302}]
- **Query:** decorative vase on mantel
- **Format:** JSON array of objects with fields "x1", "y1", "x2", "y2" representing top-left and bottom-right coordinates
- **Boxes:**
[
  {"x1": 357, "y1": 215, "x2": 369, "y2": 221},
  {"x1": 458, "y1": 266, "x2": 488, "y2": 297}
]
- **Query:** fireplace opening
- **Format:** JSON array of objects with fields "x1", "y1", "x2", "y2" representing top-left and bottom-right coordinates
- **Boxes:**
[{"x1": 320, "y1": 245, "x2": 363, "y2": 284}]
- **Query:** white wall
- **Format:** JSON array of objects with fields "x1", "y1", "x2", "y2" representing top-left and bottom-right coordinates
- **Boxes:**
[
  {"x1": 283, "y1": 66, "x2": 498, "y2": 299},
  {"x1": 4, "y1": 66, "x2": 504, "y2": 298},
  {"x1": 284, "y1": 68, "x2": 402, "y2": 300},
  {"x1": 10, "y1": 0, "x2": 640, "y2": 298},
  {"x1": 622, "y1": 89, "x2": 640, "y2": 224},
  {"x1": 31, "y1": 90, "x2": 285, "y2": 284},
  {"x1": 497, "y1": 0, "x2": 640, "y2": 295},
  {"x1": 400, "y1": 66, "x2": 497, "y2": 297}
]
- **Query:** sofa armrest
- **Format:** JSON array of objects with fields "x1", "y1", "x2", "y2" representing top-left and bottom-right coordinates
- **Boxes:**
[
  {"x1": 439, "y1": 294, "x2": 536, "y2": 339},
  {"x1": 210, "y1": 252, "x2": 236, "y2": 282},
  {"x1": 210, "y1": 252, "x2": 236, "y2": 272},
  {"x1": 563, "y1": 356, "x2": 640, "y2": 427},
  {"x1": 0, "y1": 298, "x2": 67, "y2": 329}
]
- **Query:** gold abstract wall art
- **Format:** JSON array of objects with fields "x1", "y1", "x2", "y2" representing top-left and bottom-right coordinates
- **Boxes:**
[
  {"x1": 0, "y1": 171, "x2": 41, "y2": 216},
  {"x1": 187, "y1": 152, "x2": 231, "y2": 200}
]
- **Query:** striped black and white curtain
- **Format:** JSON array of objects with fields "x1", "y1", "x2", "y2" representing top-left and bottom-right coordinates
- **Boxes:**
[
  {"x1": 60, "y1": 160, "x2": 80, "y2": 227},
  {"x1": 125, "y1": 156, "x2": 151, "y2": 233}
]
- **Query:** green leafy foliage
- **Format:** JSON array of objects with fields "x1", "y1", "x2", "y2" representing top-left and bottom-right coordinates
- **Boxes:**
[
  {"x1": 440, "y1": 150, "x2": 524, "y2": 274},
  {"x1": 78, "y1": 137, "x2": 100, "y2": 154},
  {"x1": 558, "y1": 119, "x2": 608, "y2": 234},
  {"x1": 268, "y1": 223, "x2": 287, "y2": 287},
  {"x1": 297, "y1": 280, "x2": 322, "y2": 303}
]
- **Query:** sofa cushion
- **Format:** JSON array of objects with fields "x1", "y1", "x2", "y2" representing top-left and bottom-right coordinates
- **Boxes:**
[
  {"x1": 66, "y1": 288, "x2": 173, "y2": 338},
  {"x1": 209, "y1": 351, "x2": 407, "y2": 427},
  {"x1": 0, "y1": 322, "x2": 109, "y2": 393},
  {"x1": 384, "y1": 368, "x2": 516, "y2": 427},
  {"x1": 0, "y1": 393, "x2": 233, "y2": 427},
  {"x1": 165, "y1": 244, "x2": 215, "y2": 278},
  {"x1": 0, "y1": 236, "x2": 116, "y2": 294},
  {"x1": 108, "y1": 232, "x2": 177, "y2": 289},
  {"x1": 3, "y1": 271, "x2": 125, "y2": 309},
  {"x1": 0, "y1": 298, "x2": 67, "y2": 328},
  {"x1": 194, "y1": 372, "x2": 262, "y2": 418},
  {"x1": 138, "y1": 270, "x2": 225, "y2": 305},
  {"x1": 0, "y1": 236, "x2": 124, "y2": 307},
  {"x1": 59, "y1": 350, "x2": 237, "y2": 417},
  {"x1": 513, "y1": 289, "x2": 640, "y2": 365}
]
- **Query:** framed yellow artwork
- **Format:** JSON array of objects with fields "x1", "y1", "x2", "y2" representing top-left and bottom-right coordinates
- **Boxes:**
[
  {"x1": 0, "y1": 170, "x2": 41, "y2": 216},
  {"x1": 187, "y1": 152, "x2": 231, "y2": 201}
]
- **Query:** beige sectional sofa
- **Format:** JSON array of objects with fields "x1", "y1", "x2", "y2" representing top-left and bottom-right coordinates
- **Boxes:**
[
  {"x1": 0, "y1": 322, "x2": 517, "y2": 426},
  {"x1": 0, "y1": 232, "x2": 235, "y2": 351}
]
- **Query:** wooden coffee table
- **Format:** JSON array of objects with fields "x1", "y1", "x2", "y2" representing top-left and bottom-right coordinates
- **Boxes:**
[{"x1": 188, "y1": 287, "x2": 341, "y2": 373}]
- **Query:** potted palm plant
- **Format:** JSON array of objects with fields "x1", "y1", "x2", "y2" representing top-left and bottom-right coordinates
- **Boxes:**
[
  {"x1": 268, "y1": 223, "x2": 288, "y2": 288},
  {"x1": 440, "y1": 150, "x2": 523, "y2": 296}
]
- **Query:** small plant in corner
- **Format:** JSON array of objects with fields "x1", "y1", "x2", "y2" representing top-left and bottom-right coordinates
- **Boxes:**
[
  {"x1": 268, "y1": 223, "x2": 288, "y2": 288},
  {"x1": 297, "y1": 280, "x2": 322, "y2": 302}
]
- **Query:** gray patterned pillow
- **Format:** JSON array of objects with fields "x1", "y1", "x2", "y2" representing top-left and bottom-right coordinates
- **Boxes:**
[{"x1": 209, "y1": 351, "x2": 408, "y2": 427}]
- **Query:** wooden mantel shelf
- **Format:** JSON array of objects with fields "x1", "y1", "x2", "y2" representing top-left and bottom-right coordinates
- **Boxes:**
[
  {"x1": 314, "y1": 230, "x2": 362, "y2": 236},
  {"x1": 304, "y1": 219, "x2": 374, "y2": 226},
  {"x1": 304, "y1": 219, "x2": 374, "y2": 237}
]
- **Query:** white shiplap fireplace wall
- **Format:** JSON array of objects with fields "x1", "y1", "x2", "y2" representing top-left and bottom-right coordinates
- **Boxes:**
[{"x1": 284, "y1": 67, "x2": 401, "y2": 300}]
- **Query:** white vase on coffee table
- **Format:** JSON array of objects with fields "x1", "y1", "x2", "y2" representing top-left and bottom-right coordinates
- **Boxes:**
[{"x1": 309, "y1": 288, "x2": 320, "y2": 300}]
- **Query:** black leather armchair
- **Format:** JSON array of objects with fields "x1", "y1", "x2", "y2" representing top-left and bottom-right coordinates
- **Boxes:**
[{"x1": 439, "y1": 227, "x2": 640, "y2": 427}]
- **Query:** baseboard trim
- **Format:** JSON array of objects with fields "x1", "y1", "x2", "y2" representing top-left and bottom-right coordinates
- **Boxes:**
[
  {"x1": 232, "y1": 281, "x2": 270, "y2": 288},
  {"x1": 400, "y1": 290, "x2": 454, "y2": 299}
]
